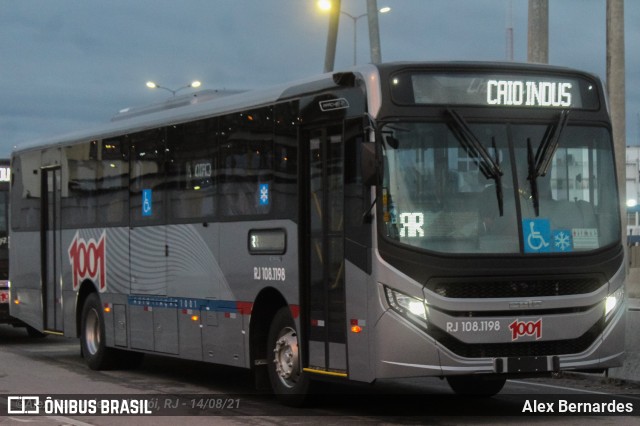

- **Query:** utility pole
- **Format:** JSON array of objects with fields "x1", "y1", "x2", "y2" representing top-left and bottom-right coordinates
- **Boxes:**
[
  {"x1": 606, "y1": 0, "x2": 626, "y2": 247},
  {"x1": 323, "y1": 0, "x2": 341, "y2": 72},
  {"x1": 527, "y1": 0, "x2": 548, "y2": 63},
  {"x1": 506, "y1": 0, "x2": 514, "y2": 61},
  {"x1": 366, "y1": 0, "x2": 382, "y2": 63}
]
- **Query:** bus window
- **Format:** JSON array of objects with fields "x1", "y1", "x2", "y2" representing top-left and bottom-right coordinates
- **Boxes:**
[
  {"x1": 219, "y1": 108, "x2": 274, "y2": 217},
  {"x1": 98, "y1": 138, "x2": 129, "y2": 226},
  {"x1": 272, "y1": 101, "x2": 299, "y2": 220},
  {"x1": 63, "y1": 142, "x2": 99, "y2": 228},
  {"x1": 130, "y1": 129, "x2": 166, "y2": 225},
  {"x1": 167, "y1": 118, "x2": 217, "y2": 222}
]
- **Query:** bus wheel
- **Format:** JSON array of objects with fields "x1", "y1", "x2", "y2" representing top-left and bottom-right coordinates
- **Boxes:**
[
  {"x1": 446, "y1": 375, "x2": 506, "y2": 397},
  {"x1": 80, "y1": 293, "x2": 116, "y2": 370},
  {"x1": 267, "y1": 307, "x2": 309, "y2": 406}
]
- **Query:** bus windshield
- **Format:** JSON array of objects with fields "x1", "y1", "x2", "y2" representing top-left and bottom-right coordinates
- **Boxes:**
[{"x1": 381, "y1": 120, "x2": 620, "y2": 254}]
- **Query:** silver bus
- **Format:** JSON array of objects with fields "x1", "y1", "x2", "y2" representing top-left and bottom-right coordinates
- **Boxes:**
[{"x1": 9, "y1": 62, "x2": 626, "y2": 402}]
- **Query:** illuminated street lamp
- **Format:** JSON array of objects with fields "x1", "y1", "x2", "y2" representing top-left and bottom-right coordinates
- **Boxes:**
[
  {"x1": 318, "y1": 0, "x2": 332, "y2": 11},
  {"x1": 146, "y1": 80, "x2": 202, "y2": 96}
]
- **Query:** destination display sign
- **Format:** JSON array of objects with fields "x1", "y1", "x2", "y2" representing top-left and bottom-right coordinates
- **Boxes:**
[
  {"x1": 486, "y1": 80, "x2": 571, "y2": 107},
  {"x1": 390, "y1": 71, "x2": 599, "y2": 110}
]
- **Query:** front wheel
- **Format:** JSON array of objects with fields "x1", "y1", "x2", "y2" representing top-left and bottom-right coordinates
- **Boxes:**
[
  {"x1": 446, "y1": 375, "x2": 506, "y2": 397},
  {"x1": 80, "y1": 293, "x2": 117, "y2": 370},
  {"x1": 267, "y1": 307, "x2": 310, "y2": 406}
]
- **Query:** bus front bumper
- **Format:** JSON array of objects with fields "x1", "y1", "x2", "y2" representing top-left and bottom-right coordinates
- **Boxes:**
[{"x1": 373, "y1": 300, "x2": 625, "y2": 379}]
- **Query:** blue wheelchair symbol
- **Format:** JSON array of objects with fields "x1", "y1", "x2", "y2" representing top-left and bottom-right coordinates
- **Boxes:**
[
  {"x1": 523, "y1": 219, "x2": 551, "y2": 253},
  {"x1": 142, "y1": 189, "x2": 153, "y2": 217}
]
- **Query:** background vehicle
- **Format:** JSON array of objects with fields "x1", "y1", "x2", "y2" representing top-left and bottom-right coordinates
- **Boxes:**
[
  {"x1": 0, "y1": 159, "x2": 43, "y2": 337},
  {"x1": 0, "y1": 159, "x2": 11, "y2": 325}
]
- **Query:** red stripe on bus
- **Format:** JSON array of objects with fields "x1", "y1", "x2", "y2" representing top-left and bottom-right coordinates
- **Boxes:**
[
  {"x1": 289, "y1": 305, "x2": 300, "y2": 319},
  {"x1": 236, "y1": 301, "x2": 253, "y2": 315}
]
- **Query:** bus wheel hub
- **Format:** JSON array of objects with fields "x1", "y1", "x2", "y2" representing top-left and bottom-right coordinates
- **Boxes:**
[{"x1": 273, "y1": 328, "x2": 299, "y2": 381}]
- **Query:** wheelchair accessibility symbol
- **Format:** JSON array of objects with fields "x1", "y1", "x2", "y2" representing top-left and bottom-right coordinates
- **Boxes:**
[
  {"x1": 142, "y1": 189, "x2": 153, "y2": 217},
  {"x1": 523, "y1": 219, "x2": 551, "y2": 253}
]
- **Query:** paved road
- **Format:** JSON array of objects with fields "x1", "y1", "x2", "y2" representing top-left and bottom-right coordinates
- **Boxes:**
[{"x1": 1, "y1": 324, "x2": 640, "y2": 425}]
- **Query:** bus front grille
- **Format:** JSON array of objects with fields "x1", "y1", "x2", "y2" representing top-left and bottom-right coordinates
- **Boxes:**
[{"x1": 425, "y1": 277, "x2": 603, "y2": 299}]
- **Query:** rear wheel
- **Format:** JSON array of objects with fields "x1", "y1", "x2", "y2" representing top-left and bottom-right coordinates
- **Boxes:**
[
  {"x1": 446, "y1": 375, "x2": 506, "y2": 397},
  {"x1": 80, "y1": 293, "x2": 117, "y2": 370},
  {"x1": 267, "y1": 307, "x2": 310, "y2": 406}
]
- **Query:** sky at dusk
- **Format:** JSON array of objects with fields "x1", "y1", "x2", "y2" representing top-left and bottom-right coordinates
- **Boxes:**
[{"x1": 1, "y1": 0, "x2": 639, "y2": 157}]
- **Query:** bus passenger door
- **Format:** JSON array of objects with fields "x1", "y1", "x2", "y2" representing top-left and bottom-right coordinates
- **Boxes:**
[
  {"x1": 41, "y1": 166, "x2": 63, "y2": 333},
  {"x1": 305, "y1": 125, "x2": 347, "y2": 375}
]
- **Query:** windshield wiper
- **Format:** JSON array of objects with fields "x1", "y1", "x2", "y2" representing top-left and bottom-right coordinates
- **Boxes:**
[
  {"x1": 527, "y1": 110, "x2": 570, "y2": 216},
  {"x1": 448, "y1": 109, "x2": 504, "y2": 216}
]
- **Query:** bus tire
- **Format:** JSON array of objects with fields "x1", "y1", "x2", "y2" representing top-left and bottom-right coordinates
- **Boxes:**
[
  {"x1": 267, "y1": 306, "x2": 310, "y2": 406},
  {"x1": 80, "y1": 293, "x2": 117, "y2": 370},
  {"x1": 446, "y1": 375, "x2": 506, "y2": 397}
]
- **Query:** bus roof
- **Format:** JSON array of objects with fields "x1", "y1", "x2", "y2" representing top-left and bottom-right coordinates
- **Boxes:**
[
  {"x1": 12, "y1": 61, "x2": 599, "y2": 155},
  {"x1": 12, "y1": 66, "x2": 368, "y2": 154}
]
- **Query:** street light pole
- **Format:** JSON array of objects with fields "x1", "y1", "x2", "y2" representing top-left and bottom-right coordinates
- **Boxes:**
[
  {"x1": 323, "y1": 0, "x2": 341, "y2": 72},
  {"x1": 341, "y1": 11, "x2": 367, "y2": 66},
  {"x1": 146, "y1": 80, "x2": 201, "y2": 96},
  {"x1": 319, "y1": 1, "x2": 389, "y2": 71},
  {"x1": 527, "y1": 0, "x2": 548, "y2": 63},
  {"x1": 366, "y1": 0, "x2": 382, "y2": 64},
  {"x1": 606, "y1": 0, "x2": 626, "y2": 249}
]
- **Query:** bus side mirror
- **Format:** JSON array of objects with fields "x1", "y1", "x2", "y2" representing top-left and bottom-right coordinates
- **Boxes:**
[{"x1": 361, "y1": 142, "x2": 378, "y2": 187}]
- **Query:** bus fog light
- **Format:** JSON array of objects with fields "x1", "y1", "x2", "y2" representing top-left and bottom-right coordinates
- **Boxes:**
[
  {"x1": 384, "y1": 286, "x2": 427, "y2": 322},
  {"x1": 605, "y1": 287, "x2": 624, "y2": 317}
]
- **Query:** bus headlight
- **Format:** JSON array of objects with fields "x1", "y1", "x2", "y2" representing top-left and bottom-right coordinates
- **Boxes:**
[
  {"x1": 605, "y1": 286, "x2": 624, "y2": 318},
  {"x1": 384, "y1": 285, "x2": 427, "y2": 323}
]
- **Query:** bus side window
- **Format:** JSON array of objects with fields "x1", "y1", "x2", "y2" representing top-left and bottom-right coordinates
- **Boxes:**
[
  {"x1": 273, "y1": 101, "x2": 298, "y2": 220},
  {"x1": 63, "y1": 142, "x2": 98, "y2": 228},
  {"x1": 99, "y1": 138, "x2": 129, "y2": 226},
  {"x1": 219, "y1": 108, "x2": 274, "y2": 218},
  {"x1": 129, "y1": 129, "x2": 166, "y2": 225},
  {"x1": 167, "y1": 118, "x2": 217, "y2": 223}
]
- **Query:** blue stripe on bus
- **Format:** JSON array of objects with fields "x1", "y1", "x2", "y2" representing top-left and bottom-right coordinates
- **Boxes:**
[{"x1": 127, "y1": 295, "x2": 243, "y2": 313}]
